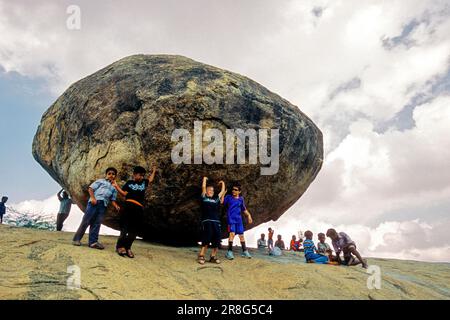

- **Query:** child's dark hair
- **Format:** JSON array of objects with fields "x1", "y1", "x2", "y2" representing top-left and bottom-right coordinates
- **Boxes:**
[
  {"x1": 1, "y1": 196, "x2": 7, "y2": 202},
  {"x1": 326, "y1": 228, "x2": 337, "y2": 238},
  {"x1": 231, "y1": 182, "x2": 241, "y2": 191},
  {"x1": 105, "y1": 167, "x2": 118, "y2": 175},
  {"x1": 304, "y1": 230, "x2": 313, "y2": 239},
  {"x1": 318, "y1": 233, "x2": 325, "y2": 238},
  {"x1": 133, "y1": 166, "x2": 146, "y2": 174}
]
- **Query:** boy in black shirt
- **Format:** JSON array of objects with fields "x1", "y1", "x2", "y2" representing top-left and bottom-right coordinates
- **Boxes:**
[
  {"x1": 112, "y1": 165, "x2": 156, "y2": 258},
  {"x1": 198, "y1": 176, "x2": 226, "y2": 265}
]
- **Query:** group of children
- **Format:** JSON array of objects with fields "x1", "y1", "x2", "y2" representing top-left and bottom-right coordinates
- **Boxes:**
[
  {"x1": 302, "y1": 230, "x2": 368, "y2": 268},
  {"x1": 257, "y1": 228, "x2": 368, "y2": 268},
  {"x1": 198, "y1": 176, "x2": 253, "y2": 264},
  {"x1": 69, "y1": 166, "x2": 254, "y2": 263},
  {"x1": 29, "y1": 165, "x2": 366, "y2": 269},
  {"x1": 71, "y1": 165, "x2": 156, "y2": 258}
]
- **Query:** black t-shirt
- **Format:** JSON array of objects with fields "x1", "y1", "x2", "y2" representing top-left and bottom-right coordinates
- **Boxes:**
[
  {"x1": 200, "y1": 195, "x2": 221, "y2": 222},
  {"x1": 123, "y1": 179, "x2": 149, "y2": 204}
]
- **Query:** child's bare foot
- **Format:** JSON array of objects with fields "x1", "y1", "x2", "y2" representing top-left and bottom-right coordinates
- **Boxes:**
[
  {"x1": 198, "y1": 255, "x2": 206, "y2": 265},
  {"x1": 362, "y1": 259, "x2": 368, "y2": 269}
]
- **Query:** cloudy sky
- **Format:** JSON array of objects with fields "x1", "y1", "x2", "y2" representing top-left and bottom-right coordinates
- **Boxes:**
[{"x1": 1, "y1": 0, "x2": 449, "y2": 262}]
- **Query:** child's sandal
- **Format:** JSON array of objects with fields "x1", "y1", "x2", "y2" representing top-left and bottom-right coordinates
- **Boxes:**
[
  {"x1": 126, "y1": 249, "x2": 135, "y2": 258},
  {"x1": 198, "y1": 255, "x2": 206, "y2": 265},
  {"x1": 209, "y1": 256, "x2": 221, "y2": 264},
  {"x1": 117, "y1": 247, "x2": 127, "y2": 256}
]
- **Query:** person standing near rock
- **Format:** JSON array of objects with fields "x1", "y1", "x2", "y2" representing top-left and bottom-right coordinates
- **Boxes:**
[
  {"x1": 197, "y1": 177, "x2": 226, "y2": 265},
  {"x1": 112, "y1": 165, "x2": 156, "y2": 258},
  {"x1": 224, "y1": 183, "x2": 253, "y2": 260},
  {"x1": 267, "y1": 227, "x2": 275, "y2": 253},
  {"x1": 72, "y1": 167, "x2": 120, "y2": 249},
  {"x1": 0, "y1": 196, "x2": 8, "y2": 224},
  {"x1": 56, "y1": 189, "x2": 72, "y2": 231}
]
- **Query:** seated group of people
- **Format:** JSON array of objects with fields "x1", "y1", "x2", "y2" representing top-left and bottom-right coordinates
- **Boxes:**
[{"x1": 258, "y1": 228, "x2": 368, "y2": 268}]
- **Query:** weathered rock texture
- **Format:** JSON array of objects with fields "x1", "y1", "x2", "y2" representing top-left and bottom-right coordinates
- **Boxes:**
[
  {"x1": 32, "y1": 54, "x2": 323, "y2": 244},
  {"x1": 2, "y1": 225, "x2": 450, "y2": 300}
]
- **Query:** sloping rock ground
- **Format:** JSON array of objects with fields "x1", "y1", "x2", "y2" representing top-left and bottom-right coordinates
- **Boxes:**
[{"x1": 0, "y1": 225, "x2": 449, "y2": 300}]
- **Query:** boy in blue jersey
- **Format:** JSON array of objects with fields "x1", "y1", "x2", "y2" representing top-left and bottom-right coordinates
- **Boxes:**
[
  {"x1": 223, "y1": 182, "x2": 253, "y2": 260},
  {"x1": 303, "y1": 230, "x2": 329, "y2": 264},
  {"x1": 197, "y1": 177, "x2": 227, "y2": 265}
]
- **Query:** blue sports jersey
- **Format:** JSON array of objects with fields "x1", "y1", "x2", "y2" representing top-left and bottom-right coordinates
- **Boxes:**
[{"x1": 223, "y1": 195, "x2": 246, "y2": 224}]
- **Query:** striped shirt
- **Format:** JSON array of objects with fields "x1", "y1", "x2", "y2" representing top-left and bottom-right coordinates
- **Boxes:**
[{"x1": 303, "y1": 239, "x2": 317, "y2": 259}]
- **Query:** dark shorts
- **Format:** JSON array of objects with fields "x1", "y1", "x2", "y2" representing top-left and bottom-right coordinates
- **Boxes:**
[
  {"x1": 228, "y1": 222, "x2": 244, "y2": 235},
  {"x1": 201, "y1": 221, "x2": 221, "y2": 248}
]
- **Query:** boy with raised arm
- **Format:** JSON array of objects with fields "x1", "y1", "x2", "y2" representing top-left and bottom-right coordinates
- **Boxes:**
[
  {"x1": 112, "y1": 165, "x2": 156, "y2": 258},
  {"x1": 197, "y1": 177, "x2": 226, "y2": 264},
  {"x1": 56, "y1": 189, "x2": 73, "y2": 231}
]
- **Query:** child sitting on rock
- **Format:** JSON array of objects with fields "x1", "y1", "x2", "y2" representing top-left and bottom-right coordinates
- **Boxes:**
[
  {"x1": 303, "y1": 230, "x2": 329, "y2": 264},
  {"x1": 326, "y1": 228, "x2": 368, "y2": 268},
  {"x1": 317, "y1": 233, "x2": 332, "y2": 255},
  {"x1": 112, "y1": 165, "x2": 156, "y2": 258},
  {"x1": 290, "y1": 235, "x2": 301, "y2": 251},
  {"x1": 197, "y1": 177, "x2": 226, "y2": 265},
  {"x1": 317, "y1": 232, "x2": 339, "y2": 264}
]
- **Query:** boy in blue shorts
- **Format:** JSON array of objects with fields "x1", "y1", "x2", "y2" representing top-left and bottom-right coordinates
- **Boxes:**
[
  {"x1": 223, "y1": 182, "x2": 253, "y2": 260},
  {"x1": 303, "y1": 230, "x2": 329, "y2": 264}
]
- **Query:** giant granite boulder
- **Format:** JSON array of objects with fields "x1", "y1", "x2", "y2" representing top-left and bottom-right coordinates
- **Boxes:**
[{"x1": 32, "y1": 54, "x2": 323, "y2": 245}]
